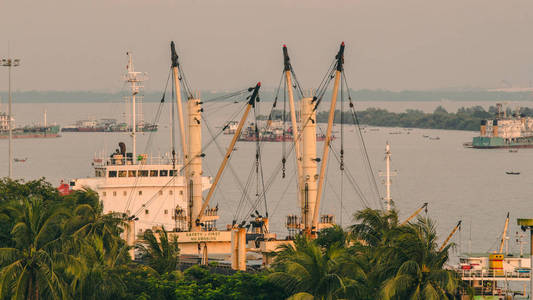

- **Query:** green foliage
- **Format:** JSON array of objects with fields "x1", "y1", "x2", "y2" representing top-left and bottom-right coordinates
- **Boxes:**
[
  {"x1": 0, "y1": 179, "x2": 287, "y2": 300},
  {"x1": 0, "y1": 179, "x2": 462, "y2": 300},
  {"x1": 271, "y1": 209, "x2": 461, "y2": 300},
  {"x1": 136, "y1": 227, "x2": 180, "y2": 274}
]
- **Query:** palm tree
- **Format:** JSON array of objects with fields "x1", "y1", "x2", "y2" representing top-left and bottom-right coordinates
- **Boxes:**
[
  {"x1": 380, "y1": 217, "x2": 460, "y2": 300},
  {"x1": 70, "y1": 235, "x2": 130, "y2": 300},
  {"x1": 269, "y1": 235, "x2": 355, "y2": 300},
  {"x1": 349, "y1": 208, "x2": 400, "y2": 247},
  {"x1": 136, "y1": 226, "x2": 180, "y2": 274},
  {"x1": 0, "y1": 196, "x2": 70, "y2": 300}
]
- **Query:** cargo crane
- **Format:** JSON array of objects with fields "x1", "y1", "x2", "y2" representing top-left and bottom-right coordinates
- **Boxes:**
[
  {"x1": 498, "y1": 212, "x2": 510, "y2": 254},
  {"x1": 400, "y1": 202, "x2": 428, "y2": 226},
  {"x1": 439, "y1": 220, "x2": 462, "y2": 252}
]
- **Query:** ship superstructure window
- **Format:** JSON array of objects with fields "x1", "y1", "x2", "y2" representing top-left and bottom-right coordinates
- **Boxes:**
[
  {"x1": 170, "y1": 170, "x2": 177, "y2": 176},
  {"x1": 128, "y1": 170, "x2": 136, "y2": 177},
  {"x1": 118, "y1": 171, "x2": 127, "y2": 177},
  {"x1": 113, "y1": 191, "x2": 117, "y2": 196},
  {"x1": 150, "y1": 170, "x2": 158, "y2": 177},
  {"x1": 160, "y1": 170, "x2": 168, "y2": 176},
  {"x1": 139, "y1": 170, "x2": 149, "y2": 177},
  {"x1": 179, "y1": 190, "x2": 183, "y2": 195},
  {"x1": 138, "y1": 191, "x2": 142, "y2": 196},
  {"x1": 109, "y1": 171, "x2": 117, "y2": 177},
  {"x1": 95, "y1": 169, "x2": 105, "y2": 177},
  {"x1": 169, "y1": 190, "x2": 173, "y2": 195},
  {"x1": 164, "y1": 209, "x2": 168, "y2": 214},
  {"x1": 102, "y1": 192, "x2": 107, "y2": 196},
  {"x1": 123, "y1": 191, "x2": 127, "y2": 196},
  {"x1": 145, "y1": 209, "x2": 149, "y2": 215}
]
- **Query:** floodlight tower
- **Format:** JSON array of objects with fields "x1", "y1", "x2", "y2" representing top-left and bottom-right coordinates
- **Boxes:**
[{"x1": 1, "y1": 57, "x2": 20, "y2": 178}]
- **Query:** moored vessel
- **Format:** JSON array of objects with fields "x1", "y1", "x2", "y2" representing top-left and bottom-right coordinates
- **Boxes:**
[{"x1": 472, "y1": 104, "x2": 533, "y2": 149}]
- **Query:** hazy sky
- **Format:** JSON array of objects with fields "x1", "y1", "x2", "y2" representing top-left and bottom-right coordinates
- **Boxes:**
[{"x1": 1, "y1": 0, "x2": 533, "y2": 92}]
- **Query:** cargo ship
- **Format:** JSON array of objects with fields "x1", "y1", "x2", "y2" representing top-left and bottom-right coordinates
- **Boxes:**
[
  {"x1": 472, "y1": 104, "x2": 533, "y2": 149},
  {"x1": 61, "y1": 118, "x2": 157, "y2": 132},
  {"x1": 0, "y1": 111, "x2": 60, "y2": 139},
  {"x1": 236, "y1": 120, "x2": 329, "y2": 142}
]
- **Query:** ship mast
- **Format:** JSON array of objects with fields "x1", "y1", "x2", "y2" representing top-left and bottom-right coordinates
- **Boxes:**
[
  {"x1": 301, "y1": 93, "x2": 318, "y2": 234},
  {"x1": 282, "y1": 45, "x2": 304, "y2": 210},
  {"x1": 312, "y1": 42, "x2": 345, "y2": 236},
  {"x1": 125, "y1": 52, "x2": 145, "y2": 164},
  {"x1": 385, "y1": 142, "x2": 392, "y2": 211}
]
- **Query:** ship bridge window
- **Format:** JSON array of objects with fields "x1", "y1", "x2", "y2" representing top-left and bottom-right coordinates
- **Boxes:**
[
  {"x1": 118, "y1": 171, "x2": 127, "y2": 177},
  {"x1": 160, "y1": 170, "x2": 168, "y2": 176},
  {"x1": 128, "y1": 170, "x2": 136, "y2": 177},
  {"x1": 139, "y1": 170, "x2": 149, "y2": 177},
  {"x1": 169, "y1": 170, "x2": 177, "y2": 176},
  {"x1": 109, "y1": 171, "x2": 117, "y2": 177},
  {"x1": 150, "y1": 170, "x2": 158, "y2": 177}
]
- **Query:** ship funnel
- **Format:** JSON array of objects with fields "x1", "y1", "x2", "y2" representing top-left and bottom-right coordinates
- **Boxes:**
[
  {"x1": 119, "y1": 142, "x2": 126, "y2": 156},
  {"x1": 492, "y1": 120, "x2": 498, "y2": 137},
  {"x1": 480, "y1": 120, "x2": 487, "y2": 136}
]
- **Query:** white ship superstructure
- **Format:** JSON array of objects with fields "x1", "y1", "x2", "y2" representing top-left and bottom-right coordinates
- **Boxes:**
[
  {"x1": 71, "y1": 154, "x2": 211, "y2": 233},
  {"x1": 69, "y1": 52, "x2": 213, "y2": 234}
]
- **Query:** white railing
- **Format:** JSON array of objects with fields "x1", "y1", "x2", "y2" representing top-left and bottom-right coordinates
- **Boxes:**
[{"x1": 457, "y1": 269, "x2": 530, "y2": 280}]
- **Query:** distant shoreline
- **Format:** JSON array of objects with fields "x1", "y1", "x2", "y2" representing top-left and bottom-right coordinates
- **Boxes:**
[{"x1": 2, "y1": 89, "x2": 533, "y2": 103}]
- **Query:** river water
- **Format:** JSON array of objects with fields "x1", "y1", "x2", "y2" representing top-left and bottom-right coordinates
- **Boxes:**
[{"x1": 2, "y1": 99, "x2": 533, "y2": 259}]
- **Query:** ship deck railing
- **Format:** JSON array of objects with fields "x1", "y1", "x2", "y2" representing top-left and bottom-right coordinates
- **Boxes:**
[
  {"x1": 457, "y1": 269, "x2": 530, "y2": 281},
  {"x1": 94, "y1": 156, "x2": 175, "y2": 167}
]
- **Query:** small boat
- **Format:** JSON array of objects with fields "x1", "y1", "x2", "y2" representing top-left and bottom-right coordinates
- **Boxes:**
[
  {"x1": 505, "y1": 171, "x2": 520, "y2": 175},
  {"x1": 422, "y1": 135, "x2": 429, "y2": 138},
  {"x1": 509, "y1": 149, "x2": 518, "y2": 153},
  {"x1": 429, "y1": 137, "x2": 440, "y2": 140},
  {"x1": 14, "y1": 158, "x2": 27, "y2": 162}
]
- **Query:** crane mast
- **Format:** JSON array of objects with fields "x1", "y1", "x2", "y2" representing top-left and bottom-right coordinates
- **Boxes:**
[{"x1": 312, "y1": 42, "x2": 345, "y2": 236}]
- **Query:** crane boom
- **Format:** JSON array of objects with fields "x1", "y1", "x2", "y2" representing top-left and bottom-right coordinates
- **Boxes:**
[
  {"x1": 194, "y1": 83, "x2": 261, "y2": 226},
  {"x1": 498, "y1": 212, "x2": 510, "y2": 253},
  {"x1": 400, "y1": 203, "x2": 428, "y2": 226},
  {"x1": 439, "y1": 220, "x2": 462, "y2": 252}
]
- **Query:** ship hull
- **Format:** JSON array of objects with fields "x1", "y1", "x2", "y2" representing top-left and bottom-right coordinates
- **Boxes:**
[
  {"x1": 238, "y1": 135, "x2": 330, "y2": 142},
  {"x1": 472, "y1": 136, "x2": 533, "y2": 149},
  {"x1": 0, "y1": 126, "x2": 61, "y2": 139}
]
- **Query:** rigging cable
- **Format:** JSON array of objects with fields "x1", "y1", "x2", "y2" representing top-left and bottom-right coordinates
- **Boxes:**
[{"x1": 342, "y1": 71, "x2": 383, "y2": 206}]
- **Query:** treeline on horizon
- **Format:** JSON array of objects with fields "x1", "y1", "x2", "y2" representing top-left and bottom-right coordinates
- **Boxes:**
[
  {"x1": 2, "y1": 89, "x2": 533, "y2": 103},
  {"x1": 264, "y1": 105, "x2": 533, "y2": 131}
]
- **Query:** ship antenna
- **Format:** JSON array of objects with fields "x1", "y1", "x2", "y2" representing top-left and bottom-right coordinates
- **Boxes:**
[{"x1": 124, "y1": 52, "x2": 146, "y2": 165}]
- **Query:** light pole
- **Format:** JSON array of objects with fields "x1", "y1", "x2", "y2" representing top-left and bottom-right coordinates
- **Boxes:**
[
  {"x1": 517, "y1": 218, "x2": 533, "y2": 299},
  {"x1": 1, "y1": 58, "x2": 20, "y2": 178}
]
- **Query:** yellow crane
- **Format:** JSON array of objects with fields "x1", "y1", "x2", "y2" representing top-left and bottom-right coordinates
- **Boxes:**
[
  {"x1": 439, "y1": 220, "x2": 462, "y2": 252},
  {"x1": 498, "y1": 212, "x2": 510, "y2": 254},
  {"x1": 400, "y1": 203, "x2": 428, "y2": 226}
]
